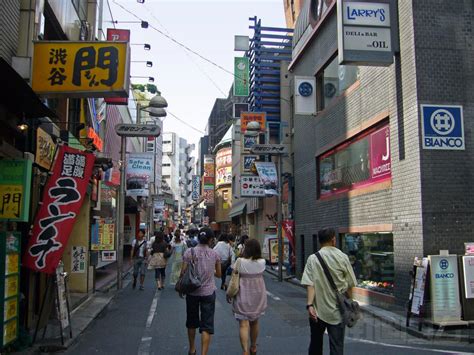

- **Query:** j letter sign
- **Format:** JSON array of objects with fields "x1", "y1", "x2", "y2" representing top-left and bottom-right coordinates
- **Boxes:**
[{"x1": 337, "y1": 0, "x2": 397, "y2": 66}]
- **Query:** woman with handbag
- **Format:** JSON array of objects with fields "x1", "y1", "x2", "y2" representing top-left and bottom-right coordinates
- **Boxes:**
[
  {"x1": 169, "y1": 231, "x2": 187, "y2": 286},
  {"x1": 226, "y1": 239, "x2": 267, "y2": 355},
  {"x1": 148, "y1": 231, "x2": 171, "y2": 290},
  {"x1": 181, "y1": 227, "x2": 221, "y2": 355}
]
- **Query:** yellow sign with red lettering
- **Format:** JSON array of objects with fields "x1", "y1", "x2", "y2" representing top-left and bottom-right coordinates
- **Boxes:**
[{"x1": 32, "y1": 41, "x2": 130, "y2": 98}]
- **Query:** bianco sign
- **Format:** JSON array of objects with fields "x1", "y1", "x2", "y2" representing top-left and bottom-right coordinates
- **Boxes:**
[{"x1": 337, "y1": 0, "x2": 395, "y2": 66}]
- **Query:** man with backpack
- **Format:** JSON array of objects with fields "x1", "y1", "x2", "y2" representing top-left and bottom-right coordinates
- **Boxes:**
[{"x1": 132, "y1": 229, "x2": 148, "y2": 290}]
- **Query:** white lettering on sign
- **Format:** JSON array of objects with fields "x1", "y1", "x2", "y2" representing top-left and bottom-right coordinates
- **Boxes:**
[
  {"x1": 424, "y1": 137, "x2": 464, "y2": 149},
  {"x1": 343, "y1": 2, "x2": 391, "y2": 26}
]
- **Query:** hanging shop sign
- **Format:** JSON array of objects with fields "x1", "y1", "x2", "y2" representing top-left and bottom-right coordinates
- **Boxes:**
[
  {"x1": 126, "y1": 153, "x2": 154, "y2": 197},
  {"x1": 87, "y1": 127, "x2": 103, "y2": 152},
  {"x1": 243, "y1": 135, "x2": 258, "y2": 152},
  {"x1": 255, "y1": 162, "x2": 279, "y2": 196},
  {"x1": 337, "y1": 0, "x2": 395, "y2": 66},
  {"x1": 91, "y1": 218, "x2": 115, "y2": 251},
  {"x1": 101, "y1": 250, "x2": 117, "y2": 262},
  {"x1": 370, "y1": 125, "x2": 391, "y2": 180},
  {"x1": 203, "y1": 177, "x2": 214, "y2": 190},
  {"x1": 251, "y1": 144, "x2": 288, "y2": 155},
  {"x1": 242, "y1": 155, "x2": 258, "y2": 174},
  {"x1": 0, "y1": 159, "x2": 33, "y2": 222},
  {"x1": 421, "y1": 105, "x2": 464, "y2": 151},
  {"x1": 23, "y1": 145, "x2": 95, "y2": 274},
  {"x1": 295, "y1": 76, "x2": 317, "y2": 115},
  {"x1": 241, "y1": 176, "x2": 265, "y2": 197},
  {"x1": 32, "y1": 41, "x2": 130, "y2": 98},
  {"x1": 240, "y1": 112, "x2": 266, "y2": 134},
  {"x1": 36, "y1": 128, "x2": 56, "y2": 169},
  {"x1": 428, "y1": 255, "x2": 462, "y2": 322},
  {"x1": 234, "y1": 57, "x2": 249, "y2": 96},
  {"x1": 203, "y1": 155, "x2": 215, "y2": 177},
  {"x1": 191, "y1": 175, "x2": 200, "y2": 201},
  {"x1": 115, "y1": 123, "x2": 161, "y2": 137},
  {"x1": 216, "y1": 167, "x2": 232, "y2": 187},
  {"x1": 203, "y1": 189, "x2": 215, "y2": 206},
  {"x1": 105, "y1": 29, "x2": 131, "y2": 105},
  {"x1": 0, "y1": 231, "x2": 21, "y2": 347}
]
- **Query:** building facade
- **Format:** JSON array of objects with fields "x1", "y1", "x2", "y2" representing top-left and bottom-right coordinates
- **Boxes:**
[{"x1": 290, "y1": 0, "x2": 474, "y2": 306}]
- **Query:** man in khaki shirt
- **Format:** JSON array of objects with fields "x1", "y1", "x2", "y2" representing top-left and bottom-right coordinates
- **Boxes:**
[{"x1": 301, "y1": 228, "x2": 357, "y2": 355}]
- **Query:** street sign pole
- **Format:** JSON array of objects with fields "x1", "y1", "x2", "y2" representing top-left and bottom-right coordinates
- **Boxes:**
[
  {"x1": 277, "y1": 154, "x2": 284, "y2": 282},
  {"x1": 117, "y1": 136, "x2": 126, "y2": 289}
]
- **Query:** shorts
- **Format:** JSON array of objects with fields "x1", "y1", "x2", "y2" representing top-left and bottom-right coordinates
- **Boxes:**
[
  {"x1": 186, "y1": 292, "x2": 216, "y2": 334},
  {"x1": 155, "y1": 267, "x2": 166, "y2": 280},
  {"x1": 133, "y1": 257, "x2": 146, "y2": 277}
]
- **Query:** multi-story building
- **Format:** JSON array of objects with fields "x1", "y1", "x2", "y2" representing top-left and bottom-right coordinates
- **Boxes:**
[
  {"x1": 283, "y1": 0, "x2": 305, "y2": 28},
  {"x1": 290, "y1": 0, "x2": 474, "y2": 307}
]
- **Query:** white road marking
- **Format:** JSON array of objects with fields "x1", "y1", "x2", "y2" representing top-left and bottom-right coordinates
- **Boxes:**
[
  {"x1": 138, "y1": 289, "x2": 160, "y2": 355},
  {"x1": 347, "y1": 336, "x2": 473, "y2": 354},
  {"x1": 266, "y1": 291, "x2": 281, "y2": 301}
]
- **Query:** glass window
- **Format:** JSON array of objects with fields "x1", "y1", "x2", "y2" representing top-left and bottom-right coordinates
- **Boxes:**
[
  {"x1": 318, "y1": 124, "x2": 391, "y2": 197},
  {"x1": 342, "y1": 232, "x2": 394, "y2": 295},
  {"x1": 321, "y1": 57, "x2": 359, "y2": 108}
]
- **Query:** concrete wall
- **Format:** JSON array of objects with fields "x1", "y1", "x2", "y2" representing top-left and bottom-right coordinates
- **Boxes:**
[{"x1": 0, "y1": 0, "x2": 20, "y2": 62}]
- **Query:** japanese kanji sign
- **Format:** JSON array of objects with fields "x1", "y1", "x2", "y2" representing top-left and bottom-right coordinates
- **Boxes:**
[
  {"x1": 32, "y1": 41, "x2": 130, "y2": 98},
  {"x1": 240, "y1": 112, "x2": 266, "y2": 134},
  {"x1": 23, "y1": 145, "x2": 95, "y2": 274},
  {"x1": 0, "y1": 160, "x2": 32, "y2": 222}
]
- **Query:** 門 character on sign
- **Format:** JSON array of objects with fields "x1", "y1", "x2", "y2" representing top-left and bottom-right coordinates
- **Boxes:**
[
  {"x1": 0, "y1": 192, "x2": 22, "y2": 217},
  {"x1": 72, "y1": 46, "x2": 119, "y2": 87},
  {"x1": 49, "y1": 48, "x2": 67, "y2": 65},
  {"x1": 48, "y1": 67, "x2": 67, "y2": 86}
]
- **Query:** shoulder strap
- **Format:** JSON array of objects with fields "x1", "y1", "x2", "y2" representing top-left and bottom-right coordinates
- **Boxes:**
[{"x1": 315, "y1": 252, "x2": 338, "y2": 293}]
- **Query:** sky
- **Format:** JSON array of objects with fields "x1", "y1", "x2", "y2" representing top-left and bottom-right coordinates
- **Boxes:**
[{"x1": 108, "y1": 0, "x2": 287, "y2": 147}]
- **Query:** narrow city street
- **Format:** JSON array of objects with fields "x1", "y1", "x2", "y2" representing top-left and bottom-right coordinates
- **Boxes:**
[{"x1": 65, "y1": 268, "x2": 472, "y2": 355}]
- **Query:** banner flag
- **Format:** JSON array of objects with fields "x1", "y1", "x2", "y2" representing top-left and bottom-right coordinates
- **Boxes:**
[{"x1": 23, "y1": 145, "x2": 95, "y2": 273}]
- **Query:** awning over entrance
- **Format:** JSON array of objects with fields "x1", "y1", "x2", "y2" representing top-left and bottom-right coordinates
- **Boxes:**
[
  {"x1": 0, "y1": 58, "x2": 57, "y2": 119},
  {"x1": 228, "y1": 202, "x2": 247, "y2": 218}
]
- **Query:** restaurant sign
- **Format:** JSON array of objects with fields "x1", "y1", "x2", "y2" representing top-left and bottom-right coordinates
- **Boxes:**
[
  {"x1": 0, "y1": 160, "x2": 33, "y2": 222},
  {"x1": 32, "y1": 41, "x2": 130, "y2": 98}
]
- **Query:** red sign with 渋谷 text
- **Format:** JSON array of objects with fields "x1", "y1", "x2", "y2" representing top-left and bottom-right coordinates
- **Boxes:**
[{"x1": 23, "y1": 145, "x2": 95, "y2": 274}]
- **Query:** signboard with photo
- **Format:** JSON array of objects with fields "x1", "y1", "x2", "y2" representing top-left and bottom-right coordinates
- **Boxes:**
[
  {"x1": 242, "y1": 155, "x2": 258, "y2": 174},
  {"x1": 126, "y1": 153, "x2": 154, "y2": 197},
  {"x1": 255, "y1": 162, "x2": 279, "y2": 196}
]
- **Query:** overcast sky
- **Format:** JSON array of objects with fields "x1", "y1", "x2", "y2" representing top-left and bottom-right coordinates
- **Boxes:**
[{"x1": 109, "y1": 0, "x2": 286, "y2": 146}]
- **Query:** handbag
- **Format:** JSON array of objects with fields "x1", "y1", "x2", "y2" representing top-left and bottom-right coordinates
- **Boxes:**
[
  {"x1": 315, "y1": 252, "x2": 361, "y2": 328},
  {"x1": 226, "y1": 258, "x2": 241, "y2": 298},
  {"x1": 175, "y1": 248, "x2": 201, "y2": 295}
]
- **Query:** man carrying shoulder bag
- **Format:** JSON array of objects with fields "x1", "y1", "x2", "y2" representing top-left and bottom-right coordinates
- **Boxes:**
[{"x1": 301, "y1": 228, "x2": 358, "y2": 355}]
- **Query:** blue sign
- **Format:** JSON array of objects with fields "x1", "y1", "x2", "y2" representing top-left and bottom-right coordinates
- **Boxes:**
[
  {"x1": 421, "y1": 105, "x2": 464, "y2": 150},
  {"x1": 439, "y1": 259, "x2": 449, "y2": 270}
]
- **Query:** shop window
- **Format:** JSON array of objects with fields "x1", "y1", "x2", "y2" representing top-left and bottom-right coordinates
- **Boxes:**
[
  {"x1": 341, "y1": 232, "x2": 394, "y2": 295},
  {"x1": 318, "y1": 123, "x2": 390, "y2": 198},
  {"x1": 318, "y1": 56, "x2": 359, "y2": 109}
]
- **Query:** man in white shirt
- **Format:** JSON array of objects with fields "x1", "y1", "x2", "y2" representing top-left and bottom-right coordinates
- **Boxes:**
[
  {"x1": 301, "y1": 228, "x2": 357, "y2": 355},
  {"x1": 213, "y1": 234, "x2": 234, "y2": 290},
  {"x1": 132, "y1": 229, "x2": 148, "y2": 290}
]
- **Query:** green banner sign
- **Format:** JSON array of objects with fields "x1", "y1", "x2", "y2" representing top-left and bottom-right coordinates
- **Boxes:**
[
  {"x1": 234, "y1": 57, "x2": 249, "y2": 97},
  {"x1": 0, "y1": 160, "x2": 33, "y2": 222}
]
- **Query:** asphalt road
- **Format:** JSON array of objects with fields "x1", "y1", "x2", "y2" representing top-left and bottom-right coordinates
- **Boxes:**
[{"x1": 65, "y1": 266, "x2": 473, "y2": 355}]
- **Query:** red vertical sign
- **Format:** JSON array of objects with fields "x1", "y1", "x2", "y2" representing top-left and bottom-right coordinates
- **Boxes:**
[
  {"x1": 23, "y1": 146, "x2": 95, "y2": 274},
  {"x1": 105, "y1": 29, "x2": 131, "y2": 105}
]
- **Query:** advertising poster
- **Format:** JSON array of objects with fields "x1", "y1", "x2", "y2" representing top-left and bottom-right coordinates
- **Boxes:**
[
  {"x1": 411, "y1": 257, "x2": 429, "y2": 315},
  {"x1": 216, "y1": 167, "x2": 232, "y2": 187},
  {"x1": 267, "y1": 237, "x2": 290, "y2": 264},
  {"x1": 429, "y1": 255, "x2": 462, "y2": 322},
  {"x1": 36, "y1": 128, "x2": 56, "y2": 169},
  {"x1": 56, "y1": 263, "x2": 69, "y2": 330},
  {"x1": 243, "y1": 135, "x2": 258, "y2": 152},
  {"x1": 0, "y1": 159, "x2": 33, "y2": 222},
  {"x1": 71, "y1": 246, "x2": 87, "y2": 273},
  {"x1": 191, "y1": 175, "x2": 200, "y2": 201},
  {"x1": 91, "y1": 218, "x2": 115, "y2": 251},
  {"x1": 126, "y1": 153, "x2": 154, "y2": 197},
  {"x1": 240, "y1": 112, "x2": 266, "y2": 134},
  {"x1": 242, "y1": 155, "x2": 258, "y2": 173},
  {"x1": 203, "y1": 155, "x2": 215, "y2": 177},
  {"x1": 203, "y1": 189, "x2": 215, "y2": 205},
  {"x1": 234, "y1": 57, "x2": 249, "y2": 96},
  {"x1": 462, "y1": 256, "x2": 474, "y2": 299},
  {"x1": 23, "y1": 146, "x2": 95, "y2": 274},
  {"x1": 255, "y1": 162, "x2": 278, "y2": 196},
  {"x1": 241, "y1": 176, "x2": 264, "y2": 197}
]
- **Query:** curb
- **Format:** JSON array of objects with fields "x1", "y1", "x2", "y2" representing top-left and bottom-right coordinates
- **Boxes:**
[{"x1": 264, "y1": 267, "x2": 473, "y2": 343}]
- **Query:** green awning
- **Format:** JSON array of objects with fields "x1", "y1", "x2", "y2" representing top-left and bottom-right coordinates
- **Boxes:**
[{"x1": 228, "y1": 202, "x2": 246, "y2": 218}]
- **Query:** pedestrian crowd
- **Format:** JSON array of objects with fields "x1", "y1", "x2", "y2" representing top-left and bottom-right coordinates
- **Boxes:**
[{"x1": 130, "y1": 225, "x2": 358, "y2": 355}]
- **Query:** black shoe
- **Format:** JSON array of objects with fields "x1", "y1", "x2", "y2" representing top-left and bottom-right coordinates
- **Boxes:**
[{"x1": 132, "y1": 280, "x2": 137, "y2": 289}]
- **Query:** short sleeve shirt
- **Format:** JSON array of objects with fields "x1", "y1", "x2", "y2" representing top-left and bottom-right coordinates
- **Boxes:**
[
  {"x1": 183, "y1": 245, "x2": 221, "y2": 296},
  {"x1": 301, "y1": 247, "x2": 357, "y2": 325},
  {"x1": 132, "y1": 239, "x2": 147, "y2": 258}
]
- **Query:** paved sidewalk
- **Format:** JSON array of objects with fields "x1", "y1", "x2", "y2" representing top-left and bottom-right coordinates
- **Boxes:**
[{"x1": 265, "y1": 266, "x2": 474, "y2": 344}]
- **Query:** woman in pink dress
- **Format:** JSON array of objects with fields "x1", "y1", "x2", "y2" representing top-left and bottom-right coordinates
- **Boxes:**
[{"x1": 227, "y1": 239, "x2": 267, "y2": 355}]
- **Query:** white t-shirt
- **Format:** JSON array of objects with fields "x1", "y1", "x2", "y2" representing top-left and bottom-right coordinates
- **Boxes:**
[
  {"x1": 132, "y1": 239, "x2": 147, "y2": 258},
  {"x1": 235, "y1": 258, "x2": 266, "y2": 274},
  {"x1": 213, "y1": 241, "x2": 233, "y2": 262}
]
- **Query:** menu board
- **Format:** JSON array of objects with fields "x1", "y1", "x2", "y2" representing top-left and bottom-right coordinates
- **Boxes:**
[
  {"x1": 429, "y1": 255, "x2": 462, "y2": 323},
  {"x1": 0, "y1": 231, "x2": 20, "y2": 347},
  {"x1": 410, "y1": 258, "x2": 428, "y2": 315}
]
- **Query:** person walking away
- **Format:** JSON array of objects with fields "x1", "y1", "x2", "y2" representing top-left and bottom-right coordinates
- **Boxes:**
[
  {"x1": 301, "y1": 228, "x2": 357, "y2": 355},
  {"x1": 213, "y1": 234, "x2": 234, "y2": 290},
  {"x1": 131, "y1": 229, "x2": 148, "y2": 290},
  {"x1": 170, "y1": 231, "x2": 187, "y2": 285},
  {"x1": 148, "y1": 231, "x2": 170, "y2": 290},
  {"x1": 227, "y1": 239, "x2": 267, "y2": 355},
  {"x1": 181, "y1": 227, "x2": 221, "y2": 355},
  {"x1": 235, "y1": 235, "x2": 249, "y2": 258}
]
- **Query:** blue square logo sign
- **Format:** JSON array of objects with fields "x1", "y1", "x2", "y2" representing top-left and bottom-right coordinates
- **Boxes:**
[{"x1": 421, "y1": 104, "x2": 464, "y2": 150}]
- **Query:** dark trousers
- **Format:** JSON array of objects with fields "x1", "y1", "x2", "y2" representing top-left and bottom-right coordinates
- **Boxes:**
[{"x1": 309, "y1": 318, "x2": 345, "y2": 355}]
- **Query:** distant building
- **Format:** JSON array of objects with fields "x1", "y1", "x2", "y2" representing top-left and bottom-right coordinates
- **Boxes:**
[{"x1": 283, "y1": 0, "x2": 305, "y2": 28}]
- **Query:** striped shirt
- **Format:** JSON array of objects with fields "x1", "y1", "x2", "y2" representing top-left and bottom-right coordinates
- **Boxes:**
[{"x1": 183, "y1": 245, "x2": 221, "y2": 296}]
